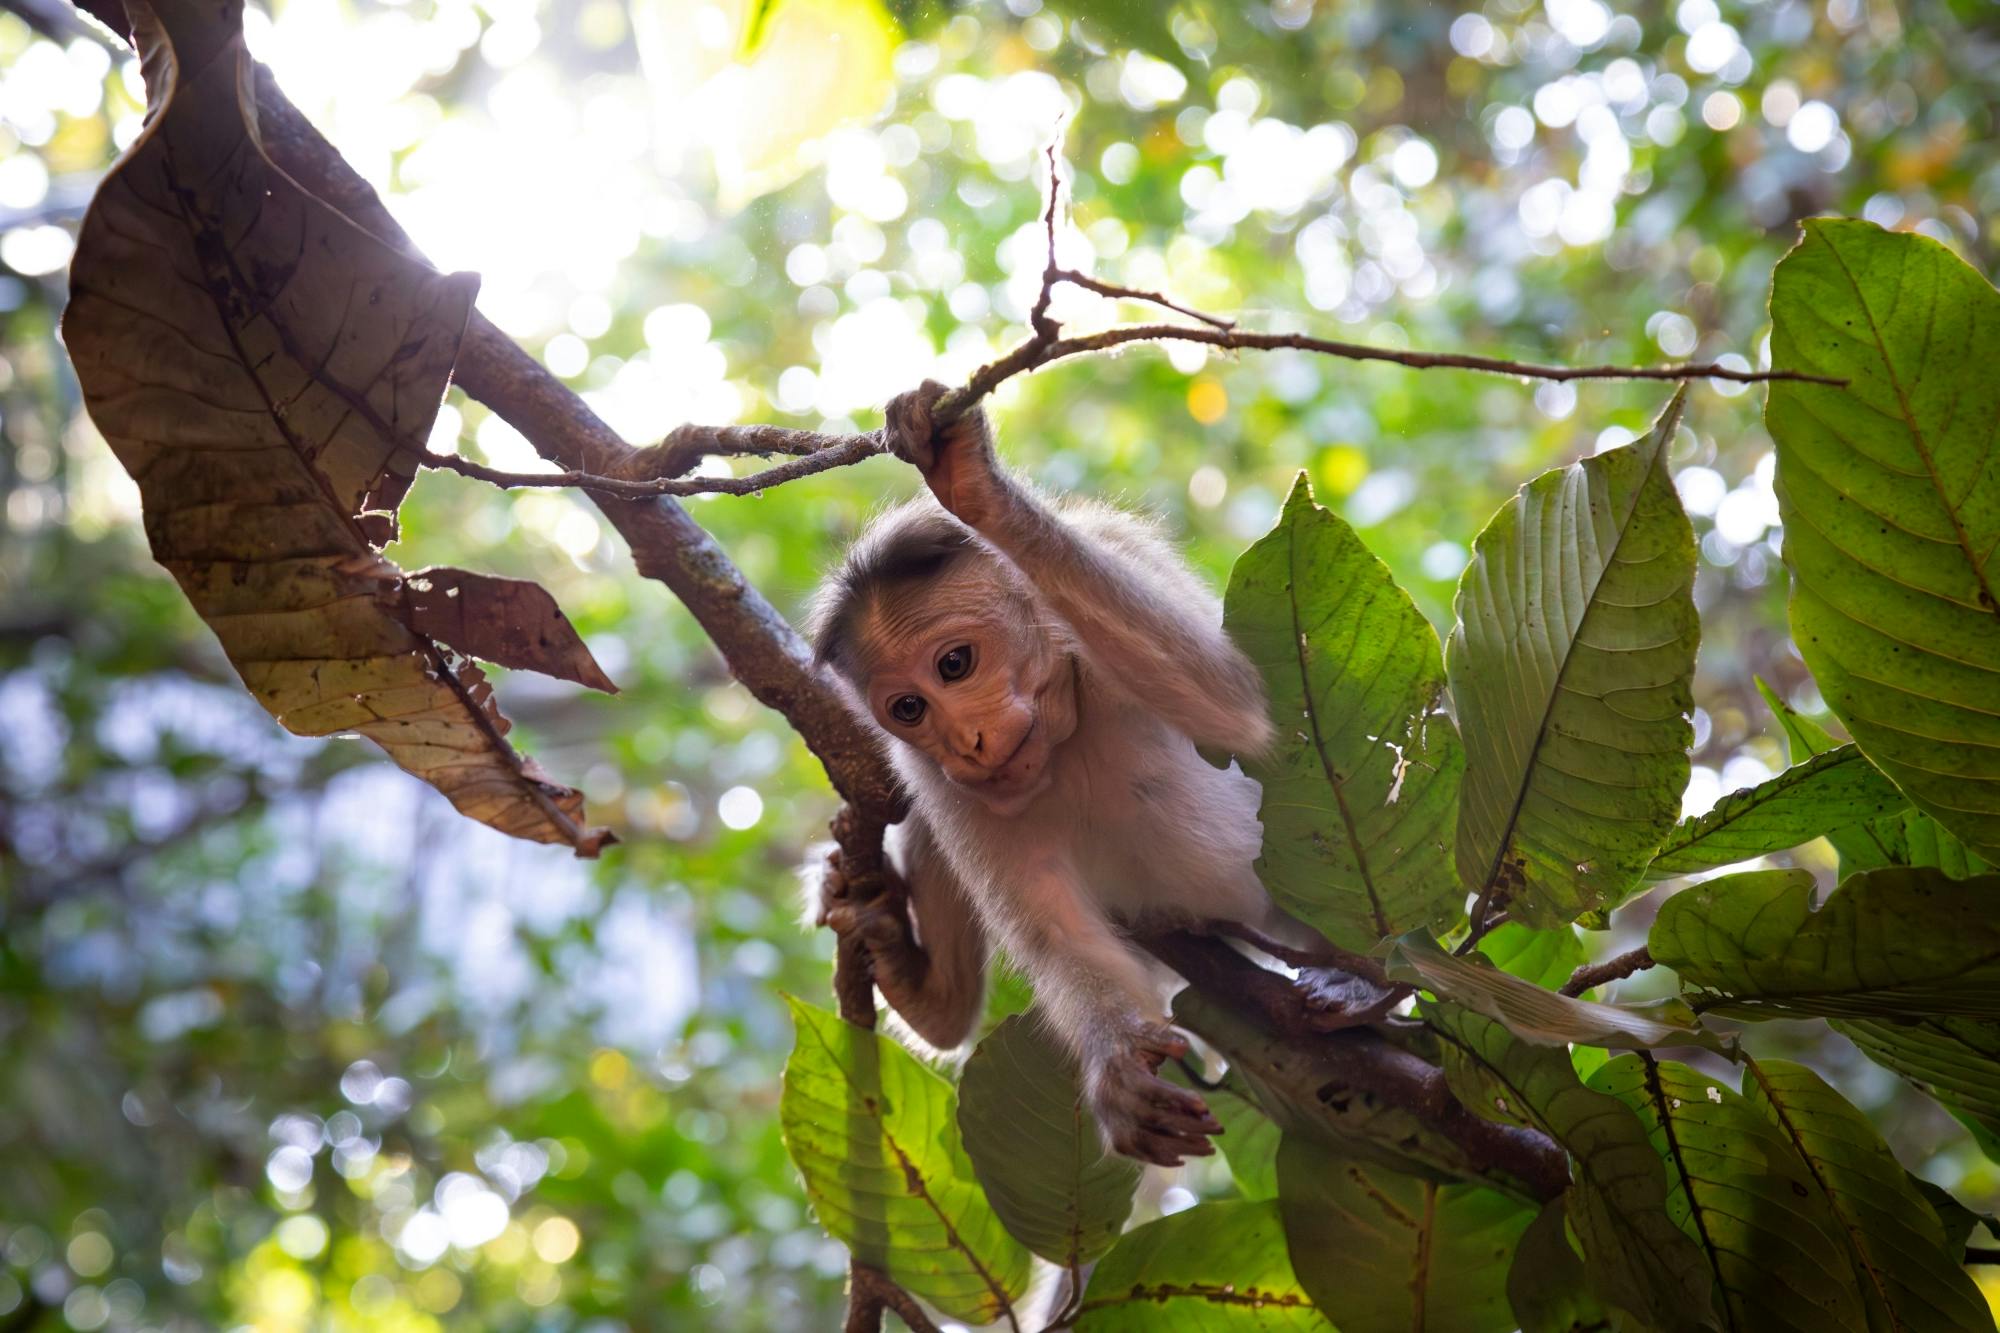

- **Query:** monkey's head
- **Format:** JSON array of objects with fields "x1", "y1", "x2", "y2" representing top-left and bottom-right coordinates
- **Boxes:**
[{"x1": 810, "y1": 499, "x2": 1078, "y2": 815}]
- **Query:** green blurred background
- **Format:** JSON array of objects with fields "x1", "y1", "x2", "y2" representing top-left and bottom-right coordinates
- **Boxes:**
[{"x1": 2, "y1": 0, "x2": 1997, "y2": 1326}]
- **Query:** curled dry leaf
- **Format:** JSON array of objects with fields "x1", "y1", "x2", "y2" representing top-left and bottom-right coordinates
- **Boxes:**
[{"x1": 61, "y1": 0, "x2": 611, "y2": 854}]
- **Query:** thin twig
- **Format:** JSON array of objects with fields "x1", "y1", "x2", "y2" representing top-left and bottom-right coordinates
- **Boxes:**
[
  {"x1": 424, "y1": 144, "x2": 1838, "y2": 504},
  {"x1": 423, "y1": 431, "x2": 885, "y2": 498},
  {"x1": 1053, "y1": 267, "x2": 1235, "y2": 330},
  {"x1": 1561, "y1": 946, "x2": 1656, "y2": 997},
  {"x1": 1966, "y1": 1248, "x2": 2000, "y2": 1265}
]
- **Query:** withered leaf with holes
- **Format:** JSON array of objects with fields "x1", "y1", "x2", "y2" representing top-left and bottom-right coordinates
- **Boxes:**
[{"x1": 62, "y1": 0, "x2": 613, "y2": 854}]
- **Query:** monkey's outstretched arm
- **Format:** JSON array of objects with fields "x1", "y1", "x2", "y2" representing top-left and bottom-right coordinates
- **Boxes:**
[
  {"x1": 886, "y1": 383, "x2": 1272, "y2": 755},
  {"x1": 820, "y1": 817, "x2": 989, "y2": 1050},
  {"x1": 985, "y1": 854, "x2": 1223, "y2": 1166}
]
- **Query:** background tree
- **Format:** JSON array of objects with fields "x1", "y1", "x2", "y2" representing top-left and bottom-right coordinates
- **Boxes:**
[{"x1": 1, "y1": 0, "x2": 1997, "y2": 1329}]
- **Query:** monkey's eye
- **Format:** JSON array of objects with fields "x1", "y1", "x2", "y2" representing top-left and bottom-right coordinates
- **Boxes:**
[
  {"x1": 936, "y1": 645, "x2": 975, "y2": 682},
  {"x1": 889, "y1": 694, "x2": 927, "y2": 725}
]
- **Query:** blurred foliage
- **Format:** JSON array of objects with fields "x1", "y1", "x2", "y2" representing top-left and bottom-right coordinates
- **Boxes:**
[{"x1": 1, "y1": 0, "x2": 1997, "y2": 1327}]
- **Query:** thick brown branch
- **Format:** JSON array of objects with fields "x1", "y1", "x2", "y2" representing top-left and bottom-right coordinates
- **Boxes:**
[
  {"x1": 1142, "y1": 932, "x2": 1571, "y2": 1202},
  {"x1": 847, "y1": 1266, "x2": 944, "y2": 1333},
  {"x1": 1561, "y1": 945, "x2": 1656, "y2": 997}
]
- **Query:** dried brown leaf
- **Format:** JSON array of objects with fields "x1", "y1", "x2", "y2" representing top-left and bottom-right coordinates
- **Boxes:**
[
  {"x1": 401, "y1": 568, "x2": 617, "y2": 695},
  {"x1": 62, "y1": 0, "x2": 610, "y2": 855}
]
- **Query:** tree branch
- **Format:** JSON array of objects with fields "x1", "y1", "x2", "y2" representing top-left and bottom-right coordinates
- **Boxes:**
[
  {"x1": 1141, "y1": 932, "x2": 1571, "y2": 1202},
  {"x1": 1561, "y1": 946, "x2": 1656, "y2": 997}
]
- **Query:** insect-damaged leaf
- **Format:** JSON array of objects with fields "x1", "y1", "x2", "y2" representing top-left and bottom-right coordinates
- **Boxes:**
[
  {"x1": 1226, "y1": 475, "x2": 1465, "y2": 952},
  {"x1": 1767, "y1": 219, "x2": 2000, "y2": 867},
  {"x1": 1076, "y1": 1199, "x2": 1332, "y2": 1330},
  {"x1": 1276, "y1": 1134, "x2": 1532, "y2": 1333},
  {"x1": 1649, "y1": 866, "x2": 2000, "y2": 1020},
  {"x1": 1448, "y1": 389, "x2": 1698, "y2": 926},
  {"x1": 401, "y1": 568, "x2": 617, "y2": 694},
  {"x1": 780, "y1": 999, "x2": 1031, "y2": 1323},
  {"x1": 956, "y1": 1013, "x2": 1139, "y2": 1268},
  {"x1": 60, "y1": 0, "x2": 610, "y2": 853}
]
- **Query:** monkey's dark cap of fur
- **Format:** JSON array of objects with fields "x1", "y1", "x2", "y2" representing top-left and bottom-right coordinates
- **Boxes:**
[{"x1": 808, "y1": 498, "x2": 977, "y2": 672}]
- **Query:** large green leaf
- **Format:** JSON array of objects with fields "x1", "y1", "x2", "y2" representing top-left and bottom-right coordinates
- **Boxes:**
[
  {"x1": 1834, "y1": 1016, "x2": 2000, "y2": 1149},
  {"x1": 1507, "y1": 1202, "x2": 1611, "y2": 1333},
  {"x1": 779, "y1": 999, "x2": 1030, "y2": 1322},
  {"x1": 1226, "y1": 476, "x2": 1466, "y2": 950},
  {"x1": 1740, "y1": 1057, "x2": 1994, "y2": 1332},
  {"x1": 1645, "y1": 747, "x2": 1908, "y2": 880},
  {"x1": 1448, "y1": 390, "x2": 1699, "y2": 926},
  {"x1": 1076, "y1": 1200, "x2": 1332, "y2": 1330},
  {"x1": 1587, "y1": 1054, "x2": 1868, "y2": 1333},
  {"x1": 1648, "y1": 867, "x2": 2000, "y2": 1019},
  {"x1": 1755, "y1": 681, "x2": 1989, "y2": 878},
  {"x1": 1426, "y1": 1004, "x2": 1721, "y2": 1333},
  {"x1": 1767, "y1": 218, "x2": 2000, "y2": 866},
  {"x1": 956, "y1": 1014, "x2": 1140, "y2": 1268},
  {"x1": 1277, "y1": 1135, "x2": 1532, "y2": 1333},
  {"x1": 1388, "y1": 933, "x2": 1728, "y2": 1054}
]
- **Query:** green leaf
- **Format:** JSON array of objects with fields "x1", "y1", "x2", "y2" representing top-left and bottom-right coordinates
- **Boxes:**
[
  {"x1": 1478, "y1": 921, "x2": 1588, "y2": 992},
  {"x1": 1426, "y1": 1004, "x2": 1722, "y2": 1333},
  {"x1": 957, "y1": 1013, "x2": 1140, "y2": 1268},
  {"x1": 1388, "y1": 933, "x2": 1729, "y2": 1054},
  {"x1": 1740, "y1": 1057, "x2": 1995, "y2": 1332},
  {"x1": 1226, "y1": 476, "x2": 1466, "y2": 950},
  {"x1": 1646, "y1": 746, "x2": 1909, "y2": 880},
  {"x1": 1587, "y1": 1054, "x2": 1869, "y2": 1333},
  {"x1": 1755, "y1": 682, "x2": 1991, "y2": 878},
  {"x1": 1448, "y1": 389, "x2": 1699, "y2": 926},
  {"x1": 1170, "y1": 1067, "x2": 1282, "y2": 1202},
  {"x1": 1076, "y1": 1199, "x2": 1333, "y2": 1330},
  {"x1": 1648, "y1": 866, "x2": 2000, "y2": 1019},
  {"x1": 1507, "y1": 1201, "x2": 1612, "y2": 1333},
  {"x1": 1767, "y1": 218, "x2": 2000, "y2": 866},
  {"x1": 1041, "y1": 0, "x2": 1203, "y2": 76},
  {"x1": 779, "y1": 999, "x2": 1030, "y2": 1322},
  {"x1": 1276, "y1": 1134, "x2": 1532, "y2": 1333},
  {"x1": 1834, "y1": 1016, "x2": 2000, "y2": 1149},
  {"x1": 1911, "y1": 1178, "x2": 1998, "y2": 1255}
]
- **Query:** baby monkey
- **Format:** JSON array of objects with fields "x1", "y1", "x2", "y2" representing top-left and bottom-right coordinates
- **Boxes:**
[{"x1": 809, "y1": 381, "x2": 1300, "y2": 1166}]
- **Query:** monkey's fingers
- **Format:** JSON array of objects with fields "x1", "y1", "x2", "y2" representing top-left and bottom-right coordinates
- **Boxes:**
[
  {"x1": 1123, "y1": 1127, "x2": 1214, "y2": 1168},
  {"x1": 883, "y1": 379, "x2": 950, "y2": 472},
  {"x1": 1141, "y1": 1078, "x2": 1225, "y2": 1136},
  {"x1": 1129, "y1": 1024, "x2": 1193, "y2": 1069}
]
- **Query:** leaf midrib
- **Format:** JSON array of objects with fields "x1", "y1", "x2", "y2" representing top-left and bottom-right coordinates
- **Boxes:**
[
  {"x1": 1288, "y1": 518, "x2": 1390, "y2": 937},
  {"x1": 1477, "y1": 410, "x2": 1681, "y2": 900}
]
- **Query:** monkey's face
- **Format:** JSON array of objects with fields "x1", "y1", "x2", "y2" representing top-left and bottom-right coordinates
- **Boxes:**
[{"x1": 849, "y1": 569, "x2": 1077, "y2": 815}]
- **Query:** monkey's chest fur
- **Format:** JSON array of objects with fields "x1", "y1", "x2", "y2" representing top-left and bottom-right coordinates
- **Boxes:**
[{"x1": 959, "y1": 694, "x2": 1270, "y2": 928}]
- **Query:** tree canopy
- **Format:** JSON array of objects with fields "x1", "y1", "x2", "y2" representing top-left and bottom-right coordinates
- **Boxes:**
[{"x1": 2, "y1": 0, "x2": 1998, "y2": 1328}]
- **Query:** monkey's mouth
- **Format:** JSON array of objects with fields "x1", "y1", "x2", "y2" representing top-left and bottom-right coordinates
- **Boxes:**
[{"x1": 986, "y1": 720, "x2": 1038, "y2": 776}]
